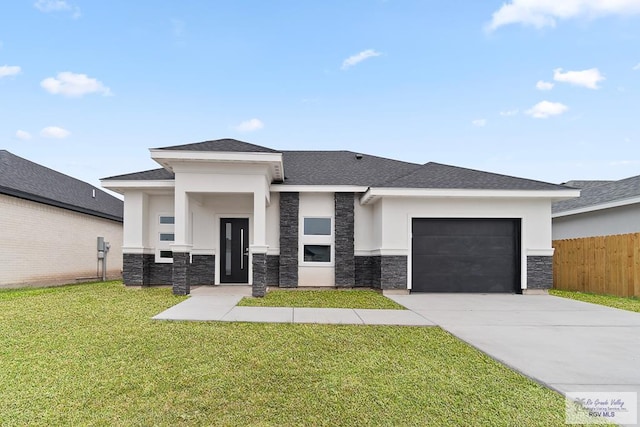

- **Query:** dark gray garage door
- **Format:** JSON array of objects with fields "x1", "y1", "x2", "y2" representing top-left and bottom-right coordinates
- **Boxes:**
[{"x1": 412, "y1": 218, "x2": 520, "y2": 293}]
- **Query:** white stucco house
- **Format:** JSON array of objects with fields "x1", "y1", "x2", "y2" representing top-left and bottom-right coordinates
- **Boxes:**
[
  {"x1": 552, "y1": 176, "x2": 640, "y2": 240},
  {"x1": 1, "y1": 150, "x2": 123, "y2": 288},
  {"x1": 101, "y1": 138, "x2": 578, "y2": 296}
]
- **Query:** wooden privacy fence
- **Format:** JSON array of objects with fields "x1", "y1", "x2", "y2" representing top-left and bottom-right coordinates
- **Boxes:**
[{"x1": 553, "y1": 232, "x2": 640, "y2": 297}]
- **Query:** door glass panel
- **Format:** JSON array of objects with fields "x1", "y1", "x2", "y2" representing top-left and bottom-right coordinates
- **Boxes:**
[{"x1": 225, "y1": 222, "x2": 232, "y2": 275}]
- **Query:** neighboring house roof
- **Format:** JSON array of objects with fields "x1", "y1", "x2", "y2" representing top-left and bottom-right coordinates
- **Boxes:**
[
  {"x1": 155, "y1": 138, "x2": 279, "y2": 153},
  {"x1": 102, "y1": 138, "x2": 572, "y2": 192},
  {"x1": 553, "y1": 174, "x2": 640, "y2": 214},
  {"x1": 0, "y1": 150, "x2": 123, "y2": 222},
  {"x1": 561, "y1": 180, "x2": 614, "y2": 189}
]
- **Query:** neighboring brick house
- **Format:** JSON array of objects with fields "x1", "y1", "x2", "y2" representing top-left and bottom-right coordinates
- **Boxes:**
[
  {"x1": 101, "y1": 138, "x2": 578, "y2": 297},
  {"x1": 0, "y1": 150, "x2": 123, "y2": 288},
  {"x1": 553, "y1": 176, "x2": 640, "y2": 239}
]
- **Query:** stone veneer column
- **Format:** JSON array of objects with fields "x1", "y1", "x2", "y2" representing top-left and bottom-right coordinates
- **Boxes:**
[
  {"x1": 279, "y1": 192, "x2": 299, "y2": 287},
  {"x1": 123, "y1": 253, "x2": 145, "y2": 286},
  {"x1": 526, "y1": 256, "x2": 553, "y2": 291},
  {"x1": 379, "y1": 256, "x2": 408, "y2": 290},
  {"x1": 252, "y1": 253, "x2": 267, "y2": 297},
  {"x1": 334, "y1": 192, "x2": 355, "y2": 287},
  {"x1": 172, "y1": 252, "x2": 191, "y2": 295}
]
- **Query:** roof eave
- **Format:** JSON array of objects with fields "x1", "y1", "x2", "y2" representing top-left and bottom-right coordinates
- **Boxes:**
[{"x1": 360, "y1": 187, "x2": 580, "y2": 205}]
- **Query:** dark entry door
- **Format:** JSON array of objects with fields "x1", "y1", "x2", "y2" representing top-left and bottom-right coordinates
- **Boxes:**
[
  {"x1": 412, "y1": 218, "x2": 520, "y2": 293},
  {"x1": 220, "y1": 218, "x2": 249, "y2": 283}
]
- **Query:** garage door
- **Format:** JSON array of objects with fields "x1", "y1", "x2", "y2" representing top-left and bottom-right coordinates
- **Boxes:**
[{"x1": 411, "y1": 218, "x2": 520, "y2": 293}]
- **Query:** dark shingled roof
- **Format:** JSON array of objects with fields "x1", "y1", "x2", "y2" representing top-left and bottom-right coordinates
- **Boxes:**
[
  {"x1": 103, "y1": 168, "x2": 175, "y2": 181},
  {"x1": 103, "y1": 139, "x2": 572, "y2": 192},
  {"x1": 280, "y1": 151, "x2": 421, "y2": 186},
  {"x1": 382, "y1": 162, "x2": 570, "y2": 190},
  {"x1": 553, "y1": 174, "x2": 640, "y2": 213},
  {"x1": 155, "y1": 138, "x2": 279, "y2": 153},
  {"x1": 0, "y1": 150, "x2": 123, "y2": 222}
]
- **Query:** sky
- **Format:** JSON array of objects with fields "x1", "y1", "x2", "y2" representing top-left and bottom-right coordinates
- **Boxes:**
[{"x1": 1, "y1": 0, "x2": 640, "y2": 192}]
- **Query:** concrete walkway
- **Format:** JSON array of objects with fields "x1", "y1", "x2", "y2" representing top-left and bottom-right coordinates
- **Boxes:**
[{"x1": 152, "y1": 286, "x2": 434, "y2": 326}]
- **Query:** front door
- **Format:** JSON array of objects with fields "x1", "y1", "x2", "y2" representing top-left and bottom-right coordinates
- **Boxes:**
[{"x1": 220, "y1": 218, "x2": 249, "y2": 283}]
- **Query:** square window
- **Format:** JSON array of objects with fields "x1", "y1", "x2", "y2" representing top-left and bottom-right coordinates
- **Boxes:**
[
  {"x1": 160, "y1": 216, "x2": 175, "y2": 224},
  {"x1": 304, "y1": 218, "x2": 331, "y2": 235},
  {"x1": 304, "y1": 245, "x2": 331, "y2": 262},
  {"x1": 160, "y1": 233, "x2": 175, "y2": 241}
]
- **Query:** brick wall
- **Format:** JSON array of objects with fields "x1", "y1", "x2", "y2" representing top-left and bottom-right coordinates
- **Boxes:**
[{"x1": 1, "y1": 194, "x2": 123, "y2": 287}]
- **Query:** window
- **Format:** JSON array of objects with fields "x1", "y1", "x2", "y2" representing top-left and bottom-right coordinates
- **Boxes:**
[
  {"x1": 304, "y1": 245, "x2": 331, "y2": 262},
  {"x1": 157, "y1": 214, "x2": 175, "y2": 263},
  {"x1": 301, "y1": 217, "x2": 333, "y2": 264},
  {"x1": 304, "y1": 218, "x2": 331, "y2": 235},
  {"x1": 159, "y1": 216, "x2": 175, "y2": 224},
  {"x1": 159, "y1": 250, "x2": 173, "y2": 259}
]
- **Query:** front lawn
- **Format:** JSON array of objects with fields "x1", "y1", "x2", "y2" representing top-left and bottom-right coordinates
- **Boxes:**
[
  {"x1": 0, "y1": 282, "x2": 571, "y2": 426},
  {"x1": 238, "y1": 288, "x2": 405, "y2": 309},
  {"x1": 550, "y1": 289, "x2": 640, "y2": 313}
]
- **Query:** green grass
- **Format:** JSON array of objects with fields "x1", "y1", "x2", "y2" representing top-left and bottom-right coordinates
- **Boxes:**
[
  {"x1": 0, "y1": 281, "x2": 575, "y2": 426},
  {"x1": 238, "y1": 288, "x2": 406, "y2": 309},
  {"x1": 550, "y1": 289, "x2": 640, "y2": 313}
]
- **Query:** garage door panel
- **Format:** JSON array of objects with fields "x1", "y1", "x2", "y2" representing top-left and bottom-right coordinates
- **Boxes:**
[
  {"x1": 412, "y1": 236, "x2": 514, "y2": 256},
  {"x1": 413, "y1": 219, "x2": 514, "y2": 237},
  {"x1": 412, "y1": 218, "x2": 520, "y2": 293},
  {"x1": 413, "y1": 255, "x2": 514, "y2": 275}
]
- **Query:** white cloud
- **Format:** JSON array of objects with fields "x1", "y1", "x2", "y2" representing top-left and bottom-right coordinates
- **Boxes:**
[
  {"x1": 525, "y1": 101, "x2": 569, "y2": 119},
  {"x1": 15, "y1": 130, "x2": 32, "y2": 140},
  {"x1": 486, "y1": 0, "x2": 640, "y2": 31},
  {"x1": 34, "y1": 0, "x2": 80, "y2": 18},
  {"x1": 0, "y1": 65, "x2": 21, "y2": 78},
  {"x1": 341, "y1": 49, "x2": 381, "y2": 70},
  {"x1": 40, "y1": 126, "x2": 70, "y2": 139},
  {"x1": 41, "y1": 72, "x2": 112, "y2": 97},
  {"x1": 633, "y1": 63, "x2": 640, "y2": 71},
  {"x1": 234, "y1": 118, "x2": 264, "y2": 132},
  {"x1": 536, "y1": 80, "x2": 554, "y2": 91},
  {"x1": 553, "y1": 68, "x2": 604, "y2": 89},
  {"x1": 472, "y1": 119, "x2": 487, "y2": 127},
  {"x1": 500, "y1": 109, "x2": 519, "y2": 116}
]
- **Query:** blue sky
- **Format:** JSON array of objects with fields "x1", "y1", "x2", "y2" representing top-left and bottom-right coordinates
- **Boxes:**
[{"x1": 1, "y1": 0, "x2": 640, "y2": 190}]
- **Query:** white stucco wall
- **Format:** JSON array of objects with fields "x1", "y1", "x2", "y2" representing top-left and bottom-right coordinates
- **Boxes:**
[
  {"x1": 1, "y1": 194, "x2": 123, "y2": 288},
  {"x1": 298, "y1": 192, "x2": 335, "y2": 286},
  {"x1": 553, "y1": 203, "x2": 640, "y2": 240},
  {"x1": 354, "y1": 194, "x2": 375, "y2": 253},
  {"x1": 366, "y1": 196, "x2": 553, "y2": 290}
]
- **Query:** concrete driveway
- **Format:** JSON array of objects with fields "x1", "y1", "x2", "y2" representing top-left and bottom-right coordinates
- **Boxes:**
[{"x1": 387, "y1": 293, "x2": 640, "y2": 418}]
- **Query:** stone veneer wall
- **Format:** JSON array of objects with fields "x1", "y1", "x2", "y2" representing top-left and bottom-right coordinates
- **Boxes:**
[
  {"x1": 266, "y1": 255, "x2": 280, "y2": 286},
  {"x1": 252, "y1": 253, "x2": 267, "y2": 297},
  {"x1": 279, "y1": 192, "x2": 299, "y2": 287},
  {"x1": 191, "y1": 255, "x2": 215, "y2": 286},
  {"x1": 172, "y1": 252, "x2": 191, "y2": 295},
  {"x1": 527, "y1": 255, "x2": 553, "y2": 289},
  {"x1": 354, "y1": 256, "x2": 374, "y2": 287},
  {"x1": 148, "y1": 259, "x2": 172, "y2": 285},
  {"x1": 334, "y1": 193, "x2": 355, "y2": 287}
]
